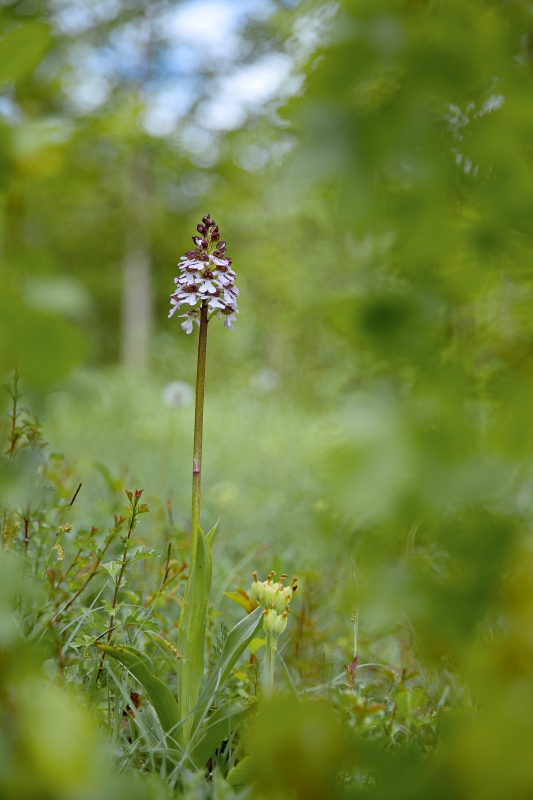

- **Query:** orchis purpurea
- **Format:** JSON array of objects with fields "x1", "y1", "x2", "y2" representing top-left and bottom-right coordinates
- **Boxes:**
[
  {"x1": 168, "y1": 214, "x2": 239, "y2": 334},
  {"x1": 168, "y1": 214, "x2": 238, "y2": 561}
]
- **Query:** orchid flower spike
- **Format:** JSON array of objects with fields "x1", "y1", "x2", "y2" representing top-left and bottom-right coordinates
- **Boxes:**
[{"x1": 169, "y1": 214, "x2": 239, "y2": 333}]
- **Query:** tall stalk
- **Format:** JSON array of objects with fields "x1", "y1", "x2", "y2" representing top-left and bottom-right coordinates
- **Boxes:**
[
  {"x1": 190, "y1": 301, "x2": 208, "y2": 567},
  {"x1": 169, "y1": 213, "x2": 238, "y2": 745}
]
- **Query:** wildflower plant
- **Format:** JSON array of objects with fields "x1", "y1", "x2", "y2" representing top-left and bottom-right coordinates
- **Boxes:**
[
  {"x1": 251, "y1": 571, "x2": 297, "y2": 695},
  {"x1": 98, "y1": 217, "x2": 263, "y2": 764}
]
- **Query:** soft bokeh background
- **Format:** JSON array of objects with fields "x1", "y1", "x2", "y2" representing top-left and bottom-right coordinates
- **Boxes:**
[{"x1": 5, "y1": 0, "x2": 533, "y2": 797}]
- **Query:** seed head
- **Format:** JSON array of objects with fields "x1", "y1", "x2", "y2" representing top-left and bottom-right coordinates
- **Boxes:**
[
  {"x1": 54, "y1": 543, "x2": 65, "y2": 562},
  {"x1": 169, "y1": 214, "x2": 239, "y2": 334}
]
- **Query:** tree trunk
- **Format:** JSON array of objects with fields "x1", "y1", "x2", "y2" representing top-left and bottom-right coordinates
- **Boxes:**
[{"x1": 120, "y1": 150, "x2": 152, "y2": 372}]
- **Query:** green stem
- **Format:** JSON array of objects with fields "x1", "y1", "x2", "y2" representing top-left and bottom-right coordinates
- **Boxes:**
[
  {"x1": 269, "y1": 639, "x2": 276, "y2": 694},
  {"x1": 191, "y1": 301, "x2": 209, "y2": 567},
  {"x1": 264, "y1": 633, "x2": 271, "y2": 697},
  {"x1": 264, "y1": 633, "x2": 276, "y2": 697}
]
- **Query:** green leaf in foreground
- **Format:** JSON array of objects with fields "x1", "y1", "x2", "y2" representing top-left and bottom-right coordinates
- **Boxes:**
[
  {"x1": 191, "y1": 701, "x2": 252, "y2": 769},
  {"x1": 96, "y1": 644, "x2": 180, "y2": 744},
  {"x1": 226, "y1": 755, "x2": 256, "y2": 792}
]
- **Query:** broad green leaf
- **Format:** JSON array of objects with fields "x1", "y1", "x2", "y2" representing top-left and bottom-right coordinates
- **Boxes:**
[
  {"x1": 0, "y1": 23, "x2": 50, "y2": 84},
  {"x1": 226, "y1": 755, "x2": 256, "y2": 792},
  {"x1": 191, "y1": 701, "x2": 251, "y2": 769},
  {"x1": 115, "y1": 644, "x2": 155, "y2": 676},
  {"x1": 195, "y1": 606, "x2": 263, "y2": 722},
  {"x1": 206, "y1": 519, "x2": 220, "y2": 549},
  {"x1": 177, "y1": 527, "x2": 212, "y2": 746},
  {"x1": 96, "y1": 644, "x2": 180, "y2": 744}
]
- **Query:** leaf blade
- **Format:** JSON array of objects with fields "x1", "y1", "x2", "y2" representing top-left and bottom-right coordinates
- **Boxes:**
[
  {"x1": 206, "y1": 519, "x2": 220, "y2": 549},
  {"x1": 177, "y1": 527, "x2": 212, "y2": 745},
  {"x1": 195, "y1": 605, "x2": 263, "y2": 721},
  {"x1": 191, "y1": 701, "x2": 251, "y2": 769},
  {"x1": 96, "y1": 644, "x2": 180, "y2": 744}
]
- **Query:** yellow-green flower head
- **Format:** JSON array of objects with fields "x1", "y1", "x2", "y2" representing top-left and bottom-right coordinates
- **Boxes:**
[
  {"x1": 262, "y1": 609, "x2": 288, "y2": 645},
  {"x1": 251, "y1": 571, "x2": 297, "y2": 613},
  {"x1": 250, "y1": 578, "x2": 265, "y2": 607}
]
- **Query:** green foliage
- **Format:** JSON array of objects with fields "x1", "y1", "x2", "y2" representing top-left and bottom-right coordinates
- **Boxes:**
[
  {"x1": 177, "y1": 527, "x2": 212, "y2": 746},
  {"x1": 5, "y1": 0, "x2": 533, "y2": 798},
  {"x1": 0, "y1": 22, "x2": 50, "y2": 84},
  {"x1": 96, "y1": 643, "x2": 181, "y2": 745}
]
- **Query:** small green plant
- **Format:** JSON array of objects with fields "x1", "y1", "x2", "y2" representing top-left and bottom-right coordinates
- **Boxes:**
[{"x1": 251, "y1": 571, "x2": 298, "y2": 696}]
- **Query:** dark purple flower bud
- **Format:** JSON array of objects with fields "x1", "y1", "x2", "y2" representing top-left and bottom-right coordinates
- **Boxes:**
[
  {"x1": 202, "y1": 214, "x2": 211, "y2": 224},
  {"x1": 197, "y1": 223, "x2": 206, "y2": 234},
  {"x1": 208, "y1": 218, "x2": 216, "y2": 228},
  {"x1": 211, "y1": 231, "x2": 220, "y2": 242},
  {"x1": 192, "y1": 236, "x2": 207, "y2": 249},
  {"x1": 218, "y1": 240, "x2": 226, "y2": 249}
]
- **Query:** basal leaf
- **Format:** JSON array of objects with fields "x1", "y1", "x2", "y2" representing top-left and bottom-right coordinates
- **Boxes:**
[
  {"x1": 226, "y1": 755, "x2": 256, "y2": 792},
  {"x1": 177, "y1": 527, "x2": 212, "y2": 746},
  {"x1": 191, "y1": 701, "x2": 252, "y2": 769},
  {"x1": 96, "y1": 644, "x2": 180, "y2": 744}
]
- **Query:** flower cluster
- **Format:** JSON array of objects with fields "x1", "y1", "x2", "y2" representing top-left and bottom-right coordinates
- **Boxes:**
[
  {"x1": 251, "y1": 571, "x2": 297, "y2": 650},
  {"x1": 169, "y1": 214, "x2": 239, "y2": 334}
]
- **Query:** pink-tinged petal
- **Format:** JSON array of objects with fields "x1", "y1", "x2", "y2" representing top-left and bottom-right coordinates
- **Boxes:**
[
  {"x1": 208, "y1": 297, "x2": 224, "y2": 310},
  {"x1": 199, "y1": 280, "x2": 218, "y2": 294},
  {"x1": 181, "y1": 318, "x2": 193, "y2": 334}
]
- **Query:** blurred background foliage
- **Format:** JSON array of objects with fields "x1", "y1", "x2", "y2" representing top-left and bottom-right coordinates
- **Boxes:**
[{"x1": 4, "y1": 0, "x2": 533, "y2": 797}]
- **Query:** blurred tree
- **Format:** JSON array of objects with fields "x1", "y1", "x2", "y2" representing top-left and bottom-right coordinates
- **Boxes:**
[{"x1": 0, "y1": 0, "x2": 298, "y2": 370}]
